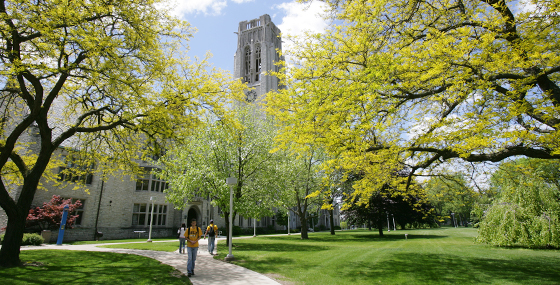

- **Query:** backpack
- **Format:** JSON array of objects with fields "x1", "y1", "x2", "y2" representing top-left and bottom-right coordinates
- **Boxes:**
[{"x1": 207, "y1": 225, "x2": 215, "y2": 236}]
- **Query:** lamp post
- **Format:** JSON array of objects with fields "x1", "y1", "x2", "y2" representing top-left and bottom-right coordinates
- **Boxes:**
[
  {"x1": 225, "y1": 176, "x2": 237, "y2": 261},
  {"x1": 451, "y1": 212, "x2": 456, "y2": 228},
  {"x1": 287, "y1": 211, "x2": 290, "y2": 235},
  {"x1": 147, "y1": 196, "x2": 155, "y2": 242},
  {"x1": 253, "y1": 217, "x2": 256, "y2": 237}
]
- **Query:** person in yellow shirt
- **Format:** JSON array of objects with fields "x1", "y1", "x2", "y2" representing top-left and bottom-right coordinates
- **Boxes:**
[
  {"x1": 185, "y1": 219, "x2": 202, "y2": 277},
  {"x1": 204, "y1": 219, "x2": 218, "y2": 255}
]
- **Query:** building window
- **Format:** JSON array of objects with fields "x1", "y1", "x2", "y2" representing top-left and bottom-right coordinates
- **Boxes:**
[
  {"x1": 239, "y1": 216, "x2": 243, "y2": 227},
  {"x1": 244, "y1": 46, "x2": 251, "y2": 83},
  {"x1": 132, "y1": 203, "x2": 147, "y2": 226},
  {"x1": 135, "y1": 167, "x2": 168, "y2": 192},
  {"x1": 63, "y1": 198, "x2": 84, "y2": 226},
  {"x1": 132, "y1": 203, "x2": 167, "y2": 226},
  {"x1": 254, "y1": 44, "x2": 261, "y2": 82},
  {"x1": 58, "y1": 155, "x2": 94, "y2": 185}
]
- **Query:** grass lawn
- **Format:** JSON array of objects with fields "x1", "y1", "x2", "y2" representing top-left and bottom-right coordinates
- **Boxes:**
[
  {"x1": 0, "y1": 250, "x2": 191, "y2": 285},
  {"x1": 69, "y1": 238, "x2": 176, "y2": 245},
  {"x1": 212, "y1": 227, "x2": 560, "y2": 285},
  {"x1": 100, "y1": 241, "x2": 179, "y2": 251}
]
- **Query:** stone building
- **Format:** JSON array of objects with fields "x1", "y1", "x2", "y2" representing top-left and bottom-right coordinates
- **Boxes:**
[{"x1": 233, "y1": 14, "x2": 283, "y2": 103}]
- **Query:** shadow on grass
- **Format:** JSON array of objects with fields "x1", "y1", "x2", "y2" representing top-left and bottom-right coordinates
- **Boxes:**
[
  {"x1": 337, "y1": 252, "x2": 560, "y2": 284},
  {"x1": 260, "y1": 232, "x2": 448, "y2": 243},
  {"x1": 233, "y1": 242, "x2": 330, "y2": 252},
  {"x1": 0, "y1": 250, "x2": 190, "y2": 285}
]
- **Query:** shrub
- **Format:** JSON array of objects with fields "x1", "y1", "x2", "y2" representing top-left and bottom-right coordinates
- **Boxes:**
[
  {"x1": 22, "y1": 233, "x2": 44, "y2": 246},
  {"x1": 334, "y1": 226, "x2": 341, "y2": 230},
  {"x1": 0, "y1": 233, "x2": 4, "y2": 244}
]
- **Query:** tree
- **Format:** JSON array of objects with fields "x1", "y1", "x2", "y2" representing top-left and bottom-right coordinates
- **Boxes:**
[
  {"x1": 425, "y1": 174, "x2": 478, "y2": 226},
  {"x1": 275, "y1": 211, "x2": 288, "y2": 229},
  {"x1": 274, "y1": 145, "x2": 325, "y2": 239},
  {"x1": 0, "y1": 0, "x2": 243, "y2": 267},
  {"x1": 343, "y1": 181, "x2": 433, "y2": 235},
  {"x1": 267, "y1": 0, "x2": 560, "y2": 196},
  {"x1": 158, "y1": 105, "x2": 281, "y2": 245},
  {"x1": 26, "y1": 195, "x2": 82, "y2": 231},
  {"x1": 477, "y1": 158, "x2": 560, "y2": 248}
]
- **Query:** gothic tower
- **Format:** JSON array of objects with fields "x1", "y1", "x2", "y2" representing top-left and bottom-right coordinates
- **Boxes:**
[{"x1": 234, "y1": 14, "x2": 283, "y2": 102}]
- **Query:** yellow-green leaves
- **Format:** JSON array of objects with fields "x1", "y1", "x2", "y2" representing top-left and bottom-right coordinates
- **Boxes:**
[{"x1": 270, "y1": 0, "x2": 560, "y2": 200}]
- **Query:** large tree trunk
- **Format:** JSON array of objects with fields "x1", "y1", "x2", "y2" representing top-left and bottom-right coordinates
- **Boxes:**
[
  {"x1": 299, "y1": 212, "x2": 308, "y2": 239},
  {"x1": 0, "y1": 208, "x2": 26, "y2": 267},
  {"x1": 224, "y1": 211, "x2": 236, "y2": 246},
  {"x1": 329, "y1": 209, "x2": 335, "y2": 235},
  {"x1": 0, "y1": 162, "x2": 47, "y2": 267}
]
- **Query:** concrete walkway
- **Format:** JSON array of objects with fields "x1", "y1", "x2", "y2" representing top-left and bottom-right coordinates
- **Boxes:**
[{"x1": 19, "y1": 236, "x2": 283, "y2": 285}]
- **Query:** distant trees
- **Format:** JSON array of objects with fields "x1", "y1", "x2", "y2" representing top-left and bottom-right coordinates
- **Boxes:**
[
  {"x1": 424, "y1": 174, "x2": 478, "y2": 226},
  {"x1": 341, "y1": 170, "x2": 434, "y2": 236},
  {"x1": 477, "y1": 159, "x2": 560, "y2": 248}
]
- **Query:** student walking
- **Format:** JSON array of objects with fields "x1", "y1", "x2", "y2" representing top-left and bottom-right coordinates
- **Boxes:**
[
  {"x1": 185, "y1": 218, "x2": 202, "y2": 277},
  {"x1": 177, "y1": 223, "x2": 187, "y2": 254},
  {"x1": 204, "y1": 219, "x2": 218, "y2": 255}
]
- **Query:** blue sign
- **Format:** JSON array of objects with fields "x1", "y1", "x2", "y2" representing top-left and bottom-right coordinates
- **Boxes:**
[{"x1": 56, "y1": 205, "x2": 70, "y2": 245}]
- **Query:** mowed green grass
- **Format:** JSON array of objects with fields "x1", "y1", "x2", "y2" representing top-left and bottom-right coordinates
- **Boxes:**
[
  {"x1": 0, "y1": 250, "x2": 191, "y2": 285},
  {"x1": 100, "y1": 241, "x2": 179, "y2": 251},
  {"x1": 69, "y1": 238, "x2": 176, "y2": 245},
  {"x1": 213, "y1": 227, "x2": 560, "y2": 285}
]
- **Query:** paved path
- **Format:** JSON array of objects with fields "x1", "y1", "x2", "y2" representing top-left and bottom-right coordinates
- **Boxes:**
[{"x1": 19, "y1": 236, "x2": 283, "y2": 285}]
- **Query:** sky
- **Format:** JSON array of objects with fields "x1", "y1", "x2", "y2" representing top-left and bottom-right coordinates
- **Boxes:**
[{"x1": 161, "y1": 0, "x2": 330, "y2": 73}]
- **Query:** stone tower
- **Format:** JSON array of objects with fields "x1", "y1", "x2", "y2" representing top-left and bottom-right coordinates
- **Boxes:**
[{"x1": 234, "y1": 14, "x2": 283, "y2": 102}]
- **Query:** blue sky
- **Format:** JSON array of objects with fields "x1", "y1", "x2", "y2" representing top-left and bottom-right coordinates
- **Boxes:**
[{"x1": 161, "y1": 0, "x2": 329, "y2": 73}]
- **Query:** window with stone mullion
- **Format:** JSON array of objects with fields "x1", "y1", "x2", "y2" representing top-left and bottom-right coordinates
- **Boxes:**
[{"x1": 255, "y1": 44, "x2": 261, "y2": 82}]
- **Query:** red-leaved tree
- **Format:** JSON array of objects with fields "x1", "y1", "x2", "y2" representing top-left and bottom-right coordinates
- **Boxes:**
[{"x1": 26, "y1": 195, "x2": 82, "y2": 231}]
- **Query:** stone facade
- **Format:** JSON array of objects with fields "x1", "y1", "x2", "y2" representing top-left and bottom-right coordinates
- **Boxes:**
[{"x1": 234, "y1": 14, "x2": 284, "y2": 103}]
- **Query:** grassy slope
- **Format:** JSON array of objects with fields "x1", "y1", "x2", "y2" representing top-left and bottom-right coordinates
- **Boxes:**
[
  {"x1": 0, "y1": 250, "x2": 191, "y2": 285},
  {"x1": 213, "y1": 228, "x2": 560, "y2": 285}
]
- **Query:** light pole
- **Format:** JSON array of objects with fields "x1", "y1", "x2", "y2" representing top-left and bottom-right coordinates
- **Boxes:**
[
  {"x1": 392, "y1": 214, "x2": 396, "y2": 231},
  {"x1": 387, "y1": 213, "x2": 390, "y2": 232},
  {"x1": 451, "y1": 212, "x2": 456, "y2": 228},
  {"x1": 147, "y1": 196, "x2": 155, "y2": 242},
  {"x1": 287, "y1": 211, "x2": 290, "y2": 235},
  {"x1": 253, "y1": 217, "x2": 256, "y2": 237},
  {"x1": 225, "y1": 176, "x2": 237, "y2": 261}
]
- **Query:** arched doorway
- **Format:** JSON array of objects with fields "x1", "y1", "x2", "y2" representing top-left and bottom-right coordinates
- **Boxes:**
[{"x1": 186, "y1": 206, "x2": 201, "y2": 226}]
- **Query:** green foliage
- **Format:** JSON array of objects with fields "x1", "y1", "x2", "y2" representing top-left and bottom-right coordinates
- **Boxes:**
[
  {"x1": 158, "y1": 105, "x2": 281, "y2": 222},
  {"x1": 424, "y1": 174, "x2": 478, "y2": 225},
  {"x1": 21, "y1": 233, "x2": 44, "y2": 246},
  {"x1": 477, "y1": 158, "x2": 560, "y2": 248},
  {"x1": 275, "y1": 211, "x2": 288, "y2": 227},
  {"x1": 267, "y1": 0, "x2": 560, "y2": 202},
  {"x1": 0, "y1": 0, "x2": 245, "y2": 267}
]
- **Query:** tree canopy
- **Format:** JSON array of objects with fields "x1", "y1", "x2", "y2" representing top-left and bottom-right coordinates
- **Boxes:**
[
  {"x1": 0, "y1": 0, "x2": 244, "y2": 267},
  {"x1": 158, "y1": 105, "x2": 281, "y2": 239},
  {"x1": 477, "y1": 158, "x2": 560, "y2": 248},
  {"x1": 267, "y1": 0, "x2": 560, "y2": 196}
]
